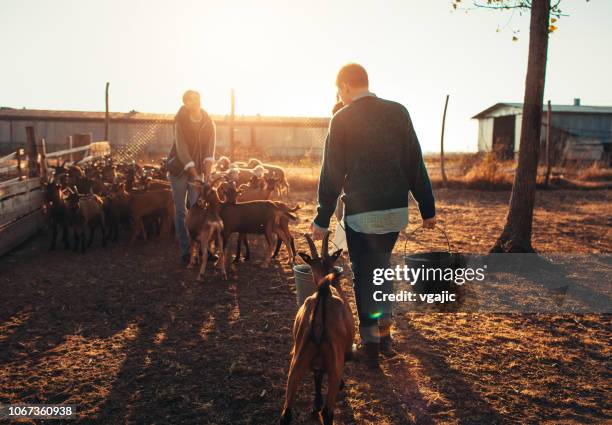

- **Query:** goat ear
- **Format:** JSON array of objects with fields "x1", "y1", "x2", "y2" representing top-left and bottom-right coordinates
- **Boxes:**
[
  {"x1": 297, "y1": 252, "x2": 312, "y2": 265},
  {"x1": 330, "y1": 249, "x2": 343, "y2": 262}
]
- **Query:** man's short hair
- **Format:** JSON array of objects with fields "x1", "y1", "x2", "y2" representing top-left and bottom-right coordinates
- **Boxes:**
[
  {"x1": 182, "y1": 90, "x2": 200, "y2": 104},
  {"x1": 336, "y1": 63, "x2": 368, "y2": 88}
]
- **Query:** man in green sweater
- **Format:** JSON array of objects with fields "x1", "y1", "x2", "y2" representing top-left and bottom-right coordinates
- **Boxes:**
[{"x1": 311, "y1": 63, "x2": 436, "y2": 368}]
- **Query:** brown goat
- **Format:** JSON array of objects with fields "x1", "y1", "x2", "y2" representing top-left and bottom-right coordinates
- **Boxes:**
[
  {"x1": 185, "y1": 180, "x2": 226, "y2": 282},
  {"x1": 218, "y1": 180, "x2": 296, "y2": 264},
  {"x1": 128, "y1": 189, "x2": 174, "y2": 243},
  {"x1": 280, "y1": 232, "x2": 355, "y2": 425},
  {"x1": 218, "y1": 185, "x2": 295, "y2": 270},
  {"x1": 104, "y1": 183, "x2": 131, "y2": 242},
  {"x1": 65, "y1": 189, "x2": 106, "y2": 253}
]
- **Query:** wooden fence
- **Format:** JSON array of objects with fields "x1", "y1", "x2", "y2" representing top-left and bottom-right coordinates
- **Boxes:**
[{"x1": 0, "y1": 127, "x2": 110, "y2": 256}]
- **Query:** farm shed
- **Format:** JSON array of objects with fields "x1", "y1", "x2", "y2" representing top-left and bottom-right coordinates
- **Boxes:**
[
  {"x1": 0, "y1": 107, "x2": 330, "y2": 160},
  {"x1": 472, "y1": 100, "x2": 612, "y2": 164}
]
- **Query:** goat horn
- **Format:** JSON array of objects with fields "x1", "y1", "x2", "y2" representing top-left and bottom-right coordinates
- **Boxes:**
[
  {"x1": 208, "y1": 176, "x2": 224, "y2": 187},
  {"x1": 304, "y1": 233, "x2": 320, "y2": 259},
  {"x1": 322, "y1": 230, "x2": 331, "y2": 259}
]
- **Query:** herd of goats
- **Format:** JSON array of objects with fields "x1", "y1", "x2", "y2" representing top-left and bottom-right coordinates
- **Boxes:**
[
  {"x1": 43, "y1": 155, "x2": 357, "y2": 424},
  {"x1": 43, "y1": 155, "x2": 298, "y2": 276}
]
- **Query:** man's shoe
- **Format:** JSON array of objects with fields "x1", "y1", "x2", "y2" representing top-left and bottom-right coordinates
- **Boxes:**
[
  {"x1": 181, "y1": 254, "x2": 190, "y2": 266},
  {"x1": 380, "y1": 335, "x2": 394, "y2": 356}
]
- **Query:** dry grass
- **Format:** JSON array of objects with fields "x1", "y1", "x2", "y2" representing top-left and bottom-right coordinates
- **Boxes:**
[
  {"x1": 283, "y1": 153, "x2": 611, "y2": 192},
  {"x1": 574, "y1": 163, "x2": 612, "y2": 182}
]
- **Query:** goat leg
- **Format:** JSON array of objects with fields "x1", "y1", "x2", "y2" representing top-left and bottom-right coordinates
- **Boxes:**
[
  {"x1": 196, "y1": 228, "x2": 213, "y2": 282},
  {"x1": 272, "y1": 236, "x2": 282, "y2": 259},
  {"x1": 312, "y1": 372, "x2": 323, "y2": 419},
  {"x1": 244, "y1": 236, "x2": 250, "y2": 261},
  {"x1": 290, "y1": 236, "x2": 296, "y2": 260},
  {"x1": 100, "y1": 219, "x2": 107, "y2": 247},
  {"x1": 129, "y1": 218, "x2": 139, "y2": 244},
  {"x1": 62, "y1": 224, "x2": 69, "y2": 249},
  {"x1": 187, "y1": 241, "x2": 198, "y2": 268},
  {"x1": 280, "y1": 354, "x2": 309, "y2": 425},
  {"x1": 140, "y1": 218, "x2": 148, "y2": 241},
  {"x1": 50, "y1": 223, "x2": 57, "y2": 250},
  {"x1": 233, "y1": 235, "x2": 242, "y2": 263},
  {"x1": 278, "y1": 230, "x2": 295, "y2": 264},
  {"x1": 80, "y1": 230, "x2": 86, "y2": 254},
  {"x1": 261, "y1": 225, "x2": 275, "y2": 268},
  {"x1": 88, "y1": 223, "x2": 96, "y2": 247},
  {"x1": 216, "y1": 232, "x2": 227, "y2": 280},
  {"x1": 320, "y1": 353, "x2": 343, "y2": 425},
  {"x1": 73, "y1": 229, "x2": 79, "y2": 252}
]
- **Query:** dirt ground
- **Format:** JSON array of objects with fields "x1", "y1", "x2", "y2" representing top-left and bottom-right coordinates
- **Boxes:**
[{"x1": 0, "y1": 188, "x2": 610, "y2": 424}]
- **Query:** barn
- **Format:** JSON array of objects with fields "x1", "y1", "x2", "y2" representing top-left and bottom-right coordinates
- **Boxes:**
[
  {"x1": 0, "y1": 107, "x2": 329, "y2": 160},
  {"x1": 472, "y1": 100, "x2": 612, "y2": 164}
]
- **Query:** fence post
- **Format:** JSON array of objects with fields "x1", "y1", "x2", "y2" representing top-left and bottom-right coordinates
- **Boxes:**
[
  {"x1": 105, "y1": 82, "x2": 110, "y2": 141},
  {"x1": 72, "y1": 133, "x2": 92, "y2": 162},
  {"x1": 229, "y1": 88, "x2": 235, "y2": 159},
  {"x1": 67, "y1": 135, "x2": 73, "y2": 163},
  {"x1": 25, "y1": 126, "x2": 39, "y2": 177},
  {"x1": 38, "y1": 138, "x2": 47, "y2": 179},
  {"x1": 544, "y1": 100, "x2": 552, "y2": 187},
  {"x1": 16, "y1": 148, "x2": 22, "y2": 178}
]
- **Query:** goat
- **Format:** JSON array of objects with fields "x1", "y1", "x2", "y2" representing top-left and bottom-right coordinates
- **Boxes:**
[
  {"x1": 231, "y1": 177, "x2": 287, "y2": 261},
  {"x1": 217, "y1": 181, "x2": 295, "y2": 270},
  {"x1": 128, "y1": 189, "x2": 174, "y2": 243},
  {"x1": 280, "y1": 232, "x2": 355, "y2": 425},
  {"x1": 43, "y1": 182, "x2": 70, "y2": 250},
  {"x1": 215, "y1": 156, "x2": 231, "y2": 172},
  {"x1": 185, "y1": 179, "x2": 227, "y2": 281},
  {"x1": 227, "y1": 165, "x2": 266, "y2": 186},
  {"x1": 65, "y1": 188, "x2": 106, "y2": 253},
  {"x1": 103, "y1": 182, "x2": 131, "y2": 242},
  {"x1": 218, "y1": 180, "x2": 297, "y2": 264},
  {"x1": 66, "y1": 165, "x2": 91, "y2": 193},
  {"x1": 142, "y1": 176, "x2": 171, "y2": 191},
  {"x1": 236, "y1": 176, "x2": 278, "y2": 202},
  {"x1": 247, "y1": 158, "x2": 290, "y2": 195}
]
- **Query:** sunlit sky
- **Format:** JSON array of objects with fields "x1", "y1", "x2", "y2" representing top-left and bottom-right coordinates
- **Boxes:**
[{"x1": 2, "y1": 0, "x2": 611, "y2": 152}]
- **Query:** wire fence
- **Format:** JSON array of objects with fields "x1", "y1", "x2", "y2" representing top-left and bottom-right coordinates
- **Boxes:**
[
  {"x1": 98, "y1": 114, "x2": 332, "y2": 164},
  {"x1": 111, "y1": 120, "x2": 167, "y2": 163}
]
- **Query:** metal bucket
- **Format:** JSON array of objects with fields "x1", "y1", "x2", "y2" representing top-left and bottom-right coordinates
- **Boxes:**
[
  {"x1": 403, "y1": 226, "x2": 457, "y2": 294},
  {"x1": 293, "y1": 265, "x2": 343, "y2": 307}
]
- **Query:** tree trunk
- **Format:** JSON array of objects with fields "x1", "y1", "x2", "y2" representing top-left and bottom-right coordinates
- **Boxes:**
[
  {"x1": 440, "y1": 94, "x2": 449, "y2": 187},
  {"x1": 491, "y1": 0, "x2": 550, "y2": 253}
]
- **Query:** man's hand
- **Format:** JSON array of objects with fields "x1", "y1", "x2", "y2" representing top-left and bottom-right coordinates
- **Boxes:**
[
  {"x1": 187, "y1": 166, "x2": 199, "y2": 180},
  {"x1": 310, "y1": 221, "x2": 327, "y2": 240},
  {"x1": 423, "y1": 216, "x2": 436, "y2": 229}
]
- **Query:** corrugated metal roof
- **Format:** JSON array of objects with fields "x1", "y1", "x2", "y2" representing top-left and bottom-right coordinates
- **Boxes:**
[
  {"x1": 472, "y1": 102, "x2": 612, "y2": 119},
  {"x1": 0, "y1": 107, "x2": 330, "y2": 126}
]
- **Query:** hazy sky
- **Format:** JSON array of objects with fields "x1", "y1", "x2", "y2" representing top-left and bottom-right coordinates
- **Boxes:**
[{"x1": 1, "y1": 0, "x2": 611, "y2": 152}]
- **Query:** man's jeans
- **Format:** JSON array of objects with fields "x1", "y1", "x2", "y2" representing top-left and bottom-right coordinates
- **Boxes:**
[
  {"x1": 168, "y1": 173, "x2": 199, "y2": 257},
  {"x1": 345, "y1": 223, "x2": 399, "y2": 344}
]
